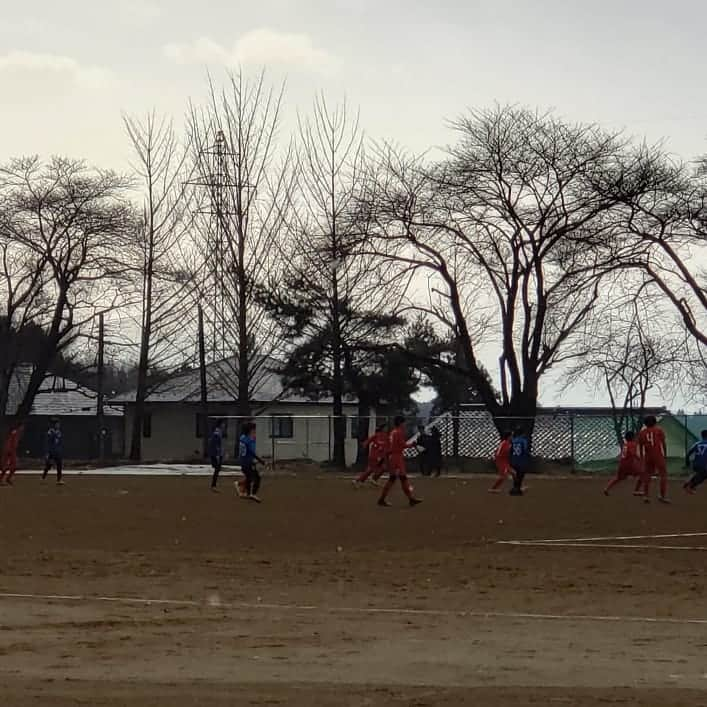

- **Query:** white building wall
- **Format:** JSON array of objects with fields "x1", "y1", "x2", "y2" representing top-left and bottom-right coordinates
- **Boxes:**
[{"x1": 124, "y1": 402, "x2": 364, "y2": 465}]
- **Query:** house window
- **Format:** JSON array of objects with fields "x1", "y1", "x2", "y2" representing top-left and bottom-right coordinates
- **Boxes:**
[
  {"x1": 142, "y1": 413, "x2": 152, "y2": 439},
  {"x1": 271, "y1": 416, "x2": 294, "y2": 439}
]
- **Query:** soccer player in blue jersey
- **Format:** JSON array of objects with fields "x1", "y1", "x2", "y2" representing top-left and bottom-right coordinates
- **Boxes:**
[
  {"x1": 509, "y1": 426, "x2": 530, "y2": 496},
  {"x1": 684, "y1": 430, "x2": 707, "y2": 495},
  {"x1": 41, "y1": 419, "x2": 64, "y2": 485},
  {"x1": 209, "y1": 419, "x2": 226, "y2": 492},
  {"x1": 238, "y1": 422, "x2": 266, "y2": 503}
]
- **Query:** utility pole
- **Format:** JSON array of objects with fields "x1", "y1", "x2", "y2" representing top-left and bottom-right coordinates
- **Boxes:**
[
  {"x1": 97, "y1": 312, "x2": 105, "y2": 461},
  {"x1": 198, "y1": 304, "x2": 208, "y2": 459}
]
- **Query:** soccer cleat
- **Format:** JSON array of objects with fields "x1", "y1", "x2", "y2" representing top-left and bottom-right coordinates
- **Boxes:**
[
  {"x1": 633, "y1": 491, "x2": 645, "y2": 497},
  {"x1": 684, "y1": 486, "x2": 696, "y2": 495},
  {"x1": 409, "y1": 498, "x2": 423, "y2": 507},
  {"x1": 210, "y1": 486, "x2": 220, "y2": 493},
  {"x1": 658, "y1": 496, "x2": 671, "y2": 504},
  {"x1": 368, "y1": 478, "x2": 381, "y2": 487},
  {"x1": 56, "y1": 480, "x2": 65, "y2": 486},
  {"x1": 377, "y1": 498, "x2": 391, "y2": 507},
  {"x1": 352, "y1": 480, "x2": 363, "y2": 488},
  {"x1": 248, "y1": 494, "x2": 262, "y2": 503}
]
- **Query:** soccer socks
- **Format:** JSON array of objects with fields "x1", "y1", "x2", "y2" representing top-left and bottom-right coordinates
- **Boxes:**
[
  {"x1": 379, "y1": 478, "x2": 395, "y2": 502},
  {"x1": 356, "y1": 468, "x2": 373, "y2": 483},
  {"x1": 604, "y1": 477, "x2": 622, "y2": 493},
  {"x1": 400, "y1": 477, "x2": 414, "y2": 499},
  {"x1": 642, "y1": 474, "x2": 651, "y2": 497},
  {"x1": 491, "y1": 474, "x2": 508, "y2": 491},
  {"x1": 251, "y1": 471, "x2": 261, "y2": 496},
  {"x1": 659, "y1": 473, "x2": 668, "y2": 499}
]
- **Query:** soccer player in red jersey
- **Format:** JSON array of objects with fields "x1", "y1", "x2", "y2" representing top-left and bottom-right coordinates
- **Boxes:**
[
  {"x1": 353, "y1": 423, "x2": 389, "y2": 486},
  {"x1": 637, "y1": 415, "x2": 669, "y2": 503},
  {"x1": 0, "y1": 424, "x2": 24, "y2": 486},
  {"x1": 489, "y1": 430, "x2": 514, "y2": 493},
  {"x1": 603, "y1": 430, "x2": 641, "y2": 495},
  {"x1": 378, "y1": 416, "x2": 422, "y2": 508}
]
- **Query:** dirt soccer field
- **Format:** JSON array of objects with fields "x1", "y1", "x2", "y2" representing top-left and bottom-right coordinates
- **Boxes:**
[{"x1": 2, "y1": 473, "x2": 707, "y2": 706}]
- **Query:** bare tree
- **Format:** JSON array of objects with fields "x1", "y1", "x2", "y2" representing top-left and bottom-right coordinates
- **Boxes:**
[
  {"x1": 187, "y1": 71, "x2": 296, "y2": 419},
  {"x1": 360, "y1": 106, "x2": 672, "y2": 427},
  {"x1": 261, "y1": 95, "x2": 407, "y2": 466},
  {"x1": 615, "y1": 154, "x2": 707, "y2": 347},
  {"x1": 123, "y1": 112, "x2": 198, "y2": 460},
  {"x1": 0, "y1": 232, "x2": 49, "y2": 424},
  {"x1": 0, "y1": 157, "x2": 131, "y2": 428},
  {"x1": 567, "y1": 296, "x2": 689, "y2": 443}
]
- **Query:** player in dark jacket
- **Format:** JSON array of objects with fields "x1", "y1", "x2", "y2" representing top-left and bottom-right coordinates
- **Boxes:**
[
  {"x1": 209, "y1": 419, "x2": 226, "y2": 491},
  {"x1": 42, "y1": 419, "x2": 64, "y2": 485}
]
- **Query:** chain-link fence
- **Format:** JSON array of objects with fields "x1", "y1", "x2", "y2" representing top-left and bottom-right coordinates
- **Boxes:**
[
  {"x1": 216, "y1": 415, "x2": 359, "y2": 467},
  {"x1": 217, "y1": 411, "x2": 707, "y2": 474},
  {"x1": 411, "y1": 410, "x2": 707, "y2": 475}
]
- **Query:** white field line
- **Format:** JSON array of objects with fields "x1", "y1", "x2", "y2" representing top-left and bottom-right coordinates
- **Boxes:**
[
  {"x1": 498, "y1": 531, "x2": 707, "y2": 545},
  {"x1": 499, "y1": 541, "x2": 707, "y2": 551},
  {"x1": 1, "y1": 591, "x2": 707, "y2": 627}
]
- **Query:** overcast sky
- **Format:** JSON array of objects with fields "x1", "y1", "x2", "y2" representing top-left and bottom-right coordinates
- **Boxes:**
[{"x1": 1, "y1": 0, "x2": 704, "y2": 408}]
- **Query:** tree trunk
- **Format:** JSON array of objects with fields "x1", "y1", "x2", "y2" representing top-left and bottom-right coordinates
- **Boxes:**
[
  {"x1": 198, "y1": 305, "x2": 209, "y2": 459},
  {"x1": 330, "y1": 275, "x2": 346, "y2": 468},
  {"x1": 129, "y1": 335, "x2": 151, "y2": 461},
  {"x1": 129, "y1": 238, "x2": 154, "y2": 461},
  {"x1": 237, "y1": 221, "x2": 251, "y2": 420},
  {"x1": 496, "y1": 389, "x2": 538, "y2": 440},
  {"x1": 14, "y1": 292, "x2": 68, "y2": 422}
]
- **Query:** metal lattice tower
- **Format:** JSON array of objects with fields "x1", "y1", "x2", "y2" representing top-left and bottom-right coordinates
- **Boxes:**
[{"x1": 191, "y1": 129, "x2": 237, "y2": 361}]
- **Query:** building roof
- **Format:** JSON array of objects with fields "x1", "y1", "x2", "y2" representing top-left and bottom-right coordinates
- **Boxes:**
[
  {"x1": 458, "y1": 404, "x2": 670, "y2": 417},
  {"x1": 112, "y1": 357, "x2": 358, "y2": 406},
  {"x1": 7, "y1": 366, "x2": 123, "y2": 417}
]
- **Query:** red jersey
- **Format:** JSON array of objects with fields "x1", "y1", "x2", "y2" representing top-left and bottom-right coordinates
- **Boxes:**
[
  {"x1": 638, "y1": 426, "x2": 666, "y2": 460},
  {"x1": 494, "y1": 439, "x2": 511, "y2": 462},
  {"x1": 2, "y1": 429, "x2": 20, "y2": 457},
  {"x1": 389, "y1": 427, "x2": 413, "y2": 462},
  {"x1": 620, "y1": 440, "x2": 639, "y2": 462},
  {"x1": 618, "y1": 440, "x2": 641, "y2": 473},
  {"x1": 364, "y1": 431, "x2": 389, "y2": 459}
]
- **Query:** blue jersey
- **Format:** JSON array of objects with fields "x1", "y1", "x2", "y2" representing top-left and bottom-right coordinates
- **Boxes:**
[
  {"x1": 688, "y1": 441, "x2": 707, "y2": 471},
  {"x1": 208, "y1": 427, "x2": 223, "y2": 459},
  {"x1": 511, "y1": 435, "x2": 530, "y2": 467},
  {"x1": 239, "y1": 434, "x2": 257, "y2": 466},
  {"x1": 46, "y1": 428, "x2": 63, "y2": 457}
]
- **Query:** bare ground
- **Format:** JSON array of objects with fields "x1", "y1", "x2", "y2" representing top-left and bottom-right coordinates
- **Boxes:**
[{"x1": 1, "y1": 473, "x2": 707, "y2": 706}]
